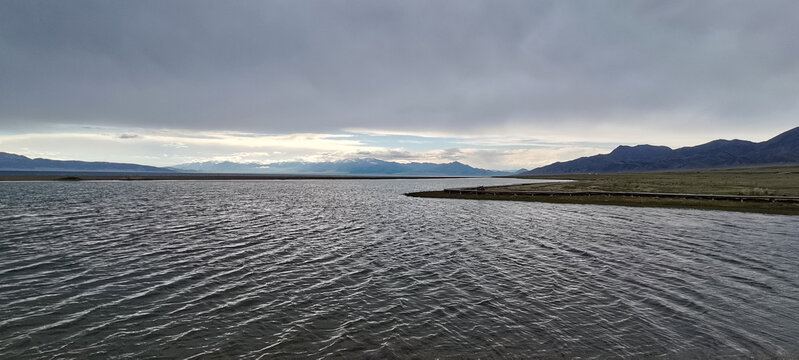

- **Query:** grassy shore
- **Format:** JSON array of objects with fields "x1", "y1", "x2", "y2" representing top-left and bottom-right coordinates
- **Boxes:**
[
  {"x1": 407, "y1": 165, "x2": 799, "y2": 215},
  {"x1": 505, "y1": 165, "x2": 799, "y2": 196}
]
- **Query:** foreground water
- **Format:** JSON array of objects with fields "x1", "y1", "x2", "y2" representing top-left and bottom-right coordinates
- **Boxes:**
[{"x1": 1, "y1": 178, "x2": 797, "y2": 358}]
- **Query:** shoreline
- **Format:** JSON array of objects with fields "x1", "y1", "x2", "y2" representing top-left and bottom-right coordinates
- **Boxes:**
[
  {"x1": 0, "y1": 173, "x2": 470, "y2": 181},
  {"x1": 406, "y1": 166, "x2": 799, "y2": 215},
  {"x1": 406, "y1": 190, "x2": 799, "y2": 215}
]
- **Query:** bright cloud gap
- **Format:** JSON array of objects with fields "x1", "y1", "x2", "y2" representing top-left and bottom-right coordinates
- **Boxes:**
[{"x1": 0, "y1": 127, "x2": 615, "y2": 171}]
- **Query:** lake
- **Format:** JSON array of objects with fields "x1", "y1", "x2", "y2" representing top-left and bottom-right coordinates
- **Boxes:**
[{"x1": 1, "y1": 178, "x2": 798, "y2": 358}]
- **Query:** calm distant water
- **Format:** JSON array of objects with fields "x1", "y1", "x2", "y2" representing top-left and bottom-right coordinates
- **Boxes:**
[{"x1": 1, "y1": 178, "x2": 798, "y2": 359}]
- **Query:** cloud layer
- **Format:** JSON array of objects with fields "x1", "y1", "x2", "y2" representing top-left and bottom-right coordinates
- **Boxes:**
[
  {"x1": 3, "y1": 1, "x2": 798, "y2": 135},
  {"x1": 1, "y1": 1, "x2": 797, "y2": 168}
]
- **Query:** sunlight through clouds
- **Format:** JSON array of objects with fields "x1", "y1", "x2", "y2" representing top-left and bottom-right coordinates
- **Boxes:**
[{"x1": 0, "y1": 127, "x2": 613, "y2": 170}]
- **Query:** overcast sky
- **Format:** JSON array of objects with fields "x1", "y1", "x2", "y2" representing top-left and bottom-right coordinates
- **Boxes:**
[{"x1": 1, "y1": 0, "x2": 797, "y2": 169}]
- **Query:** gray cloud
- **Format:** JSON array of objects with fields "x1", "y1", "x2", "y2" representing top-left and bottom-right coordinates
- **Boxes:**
[
  {"x1": 354, "y1": 149, "x2": 416, "y2": 161},
  {"x1": 1, "y1": 0, "x2": 797, "y2": 135},
  {"x1": 354, "y1": 147, "x2": 465, "y2": 162}
]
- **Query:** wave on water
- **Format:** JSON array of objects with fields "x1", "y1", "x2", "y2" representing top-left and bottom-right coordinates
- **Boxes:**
[{"x1": 1, "y1": 179, "x2": 797, "y2": 358}]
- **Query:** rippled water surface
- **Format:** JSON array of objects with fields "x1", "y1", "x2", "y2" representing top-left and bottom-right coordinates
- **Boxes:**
[{"x1": 1, "y1": 179, "x2": 798, "y2": 359}]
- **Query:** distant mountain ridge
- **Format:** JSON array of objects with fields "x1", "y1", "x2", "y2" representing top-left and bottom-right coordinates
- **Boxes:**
[
  {"x1": 523, "y1": 126, "x2": 799, "y2": 175},
  {"x1": 0, "y1": 152, "x2": 513, "y2": 176},
  {"x1": 0, "y1": 152, "x2": 175, "y2": 173},
  {"x1": 174, "y1": 158, "x2": 513, "y2": 176}
]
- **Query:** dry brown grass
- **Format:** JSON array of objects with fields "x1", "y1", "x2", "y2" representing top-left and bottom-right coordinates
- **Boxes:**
[
  {"x1": 407, "y1": 166, "x2": 799, "y2": 215},
  {"x1": 500, "y1": 165, "x2": 799, "y2": 196}
]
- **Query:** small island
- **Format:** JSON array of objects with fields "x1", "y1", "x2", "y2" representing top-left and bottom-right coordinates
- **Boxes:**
[{"x1": 407, "y1": 165, "x2": 799, "y2": 215}]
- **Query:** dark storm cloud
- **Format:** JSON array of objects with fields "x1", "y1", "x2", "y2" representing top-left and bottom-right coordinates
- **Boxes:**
[{"x1": 1, "y1": 0, "x2": 797, "y2": 134}]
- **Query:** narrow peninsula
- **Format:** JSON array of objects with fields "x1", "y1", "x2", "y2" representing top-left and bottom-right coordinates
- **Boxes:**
[{"x1": 407, "y1": 166, "x2": 799, "y2": 215}]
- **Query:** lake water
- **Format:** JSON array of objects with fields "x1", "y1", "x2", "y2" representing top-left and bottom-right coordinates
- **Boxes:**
[{"x1": 1, "y1": 178, "x2": 798, "y2": 358}]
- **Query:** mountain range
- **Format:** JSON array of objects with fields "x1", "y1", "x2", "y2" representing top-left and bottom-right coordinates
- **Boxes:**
[
  {"x1": 3, "y1": 126, "x2": 797, "y2": 176},
  {"x1": 173, "y1": 158, "x2": 514, "y2": 176},
  {"x1": 523, "y1": 126, "x2": 799, "y2": 175},
  {"x1": 0, "y1": 153, "x2": 513, "y2": 176},
  {"x1": 0, "y1": 152, "x2": 175, "y2": 173}
]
